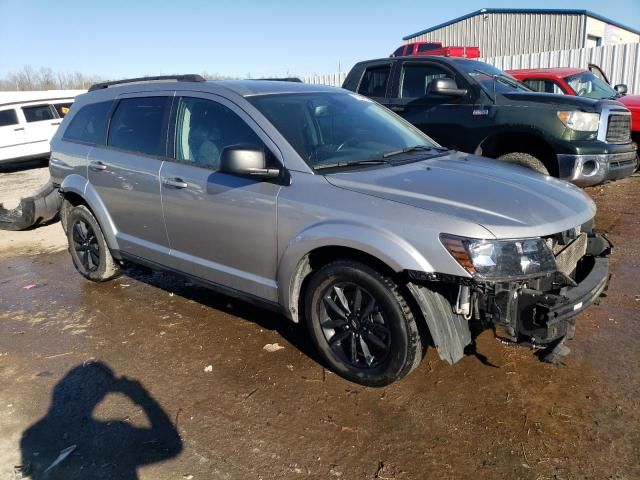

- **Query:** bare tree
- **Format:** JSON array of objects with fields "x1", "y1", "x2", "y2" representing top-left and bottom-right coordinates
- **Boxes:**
[{"x1": 0, "y1": 66, "x2": 107, "y2": 91}]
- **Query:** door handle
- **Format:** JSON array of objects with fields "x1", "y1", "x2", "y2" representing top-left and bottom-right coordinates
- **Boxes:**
[
  {"x1": 390, "y1": 106, "x2": 405, "y2": 112},
  {"x1": 89, "y1": 161, "x2": 107, "y2": 171},
  {"x1": 52, "y1": 122, "x2": 61, "y2": 126},
  {"x1": 14, "y1": 127, "x2": 24, "y2": 131},
  {"x1": 162, "y1": 177, "x2": 188, "y2": 189}
]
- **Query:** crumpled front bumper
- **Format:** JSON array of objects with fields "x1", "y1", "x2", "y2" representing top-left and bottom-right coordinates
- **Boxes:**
[
  {"x1": 558, "y1": 150, "x2": 637, "y2": 187},
  {"x1": 503, "y1": 233, "x2": 612, "y2": 346}
]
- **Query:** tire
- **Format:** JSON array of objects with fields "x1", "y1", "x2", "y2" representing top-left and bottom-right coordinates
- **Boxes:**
[
  {"x1": 304, "y1": 260, "x2": 422, "y2": 387},
  {"x1": 65, "y1": 204, "x2": 120, "y2": 282},
  {"x1": 497, "y1": 152, "x2": 549, "y2": 175}
]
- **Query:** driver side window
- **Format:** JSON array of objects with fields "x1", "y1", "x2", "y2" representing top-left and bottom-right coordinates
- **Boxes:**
[
  {"x1": 401, "y1": 64, "x2": 455, "y2": 99},
  {"x1": 174, "y1": 97, "x2": 264, "y2": 170}
]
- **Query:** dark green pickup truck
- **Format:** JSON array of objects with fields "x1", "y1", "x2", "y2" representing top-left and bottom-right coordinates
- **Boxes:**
[{"x1": 343, "y1": 56, "x2": 637, "y2": 186}]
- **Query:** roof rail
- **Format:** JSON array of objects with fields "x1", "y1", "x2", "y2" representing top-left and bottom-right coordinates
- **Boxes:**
[
  {"x1": 254, "y1": 77, "x2": 303, "y2": 83},
  {"x1": 88, "y1": 74, "x2": 206, "y2": 92}
]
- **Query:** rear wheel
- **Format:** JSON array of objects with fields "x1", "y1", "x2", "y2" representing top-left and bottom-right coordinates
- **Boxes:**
[
  {"x1": 65, "y1": 205, "x2": 120, "y2": 282},
  {"x1": 304, "y1": 260, "x2": 422, "y2": 387},
  {"x1": 497, "y1": 152, "x2": 549, "y2": 175}
]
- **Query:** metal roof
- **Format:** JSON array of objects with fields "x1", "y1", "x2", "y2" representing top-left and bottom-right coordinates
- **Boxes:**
[{"x1": 403, "y1": 8, "x2": 640, "y2": 40}]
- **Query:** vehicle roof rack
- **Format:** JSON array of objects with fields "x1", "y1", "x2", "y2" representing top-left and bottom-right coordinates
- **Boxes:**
[
  {"x1": 253, "y1": 77, "x2": 303, "y2": 83},
  {"x1": 88, "y1": 74, "x2": 206, "y2": 92}
]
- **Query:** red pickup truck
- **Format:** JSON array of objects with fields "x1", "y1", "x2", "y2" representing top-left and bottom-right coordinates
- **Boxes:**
[
  {"x1": 390, "y1": 42, "x2": 480, "y2": 59},
  {"x1": 508, "y1": 66, "x2": 640, "y2": 144}
]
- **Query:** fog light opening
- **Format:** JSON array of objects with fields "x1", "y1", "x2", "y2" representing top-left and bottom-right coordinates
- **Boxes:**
[{"x1": 581, "y1": 160, "x2": 598, "y2": 176}]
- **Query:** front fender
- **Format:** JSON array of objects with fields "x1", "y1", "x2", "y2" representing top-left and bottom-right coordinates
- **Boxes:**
[
  {"x1": 60, "y1": 174, "x2": 120, "y2": 252},
  {"x1": 277, "y1": 220, "x2": 434, "y2": 322}
]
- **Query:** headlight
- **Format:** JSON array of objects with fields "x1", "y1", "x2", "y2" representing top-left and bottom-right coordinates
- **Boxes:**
[
  {"x1": 557, "y1": 111, "x2": 600, "y2": 132},
  {"x1": 440, "y1": 234, "x2": 557, "y2": 280}
]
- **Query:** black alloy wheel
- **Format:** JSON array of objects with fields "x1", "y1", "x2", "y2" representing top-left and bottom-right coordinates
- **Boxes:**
[
  {"x1": 72, "y1": 219, "x2": 100, "y2": 272},
  {"x1": 319, "y1": 282, "x2": 391, "y2": 369}
]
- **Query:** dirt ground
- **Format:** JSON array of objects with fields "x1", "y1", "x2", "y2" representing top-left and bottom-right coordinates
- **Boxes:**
[{"x1": 0, "y1": 165, "x2": 639, "y2": 480}]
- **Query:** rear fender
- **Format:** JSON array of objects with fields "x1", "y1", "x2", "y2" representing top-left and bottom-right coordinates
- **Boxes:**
[{"x1": 60, "y1": 174, "x2": 120, "y2": 252}]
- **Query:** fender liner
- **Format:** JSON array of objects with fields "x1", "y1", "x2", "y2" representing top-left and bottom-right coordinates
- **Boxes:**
[
  {"x1": 407, "y1": 283, "x2": 471, "y2": 364},
  {"x1": 0, "y1": 180, "x2": 61, "y2": 231}
]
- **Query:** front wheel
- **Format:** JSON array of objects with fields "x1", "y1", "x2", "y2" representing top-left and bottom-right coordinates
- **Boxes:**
[
  {"x1": 497, "y1": 152, "x2": 550, "y2": 175},
  {"x1": 65, "y1": 205, "x2": 121, "y2": 282},
  {"x1": 304, "y1": 261, "x2": 423, "y2": 387}
]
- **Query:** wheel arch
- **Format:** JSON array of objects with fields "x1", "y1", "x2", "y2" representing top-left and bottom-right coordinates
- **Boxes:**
[
  {"x1": 475, "y1": 130, "x2": 559, "y2": 176},
  {"x1": 277, "y1": 222, "x2": 434, "y2": 323},
  {"x1": 59, "y1": 175, "x2": 120, "y2": 253}
]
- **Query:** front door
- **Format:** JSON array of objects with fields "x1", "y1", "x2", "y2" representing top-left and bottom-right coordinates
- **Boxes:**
[
  {"x1": 160, "y1": 94, "x2": 281, "y2": 301},
  {"x1": 87, "y1": 93, "x2": 172, "y2": 263},
  {"x1": 390, "y1": 61, "x2": 476, "y2": 152}
]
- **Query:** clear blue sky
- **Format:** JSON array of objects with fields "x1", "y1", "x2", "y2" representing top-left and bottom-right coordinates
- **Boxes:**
[{"x1": 1, "y1": 0, "x2": 639, "y2": 79}]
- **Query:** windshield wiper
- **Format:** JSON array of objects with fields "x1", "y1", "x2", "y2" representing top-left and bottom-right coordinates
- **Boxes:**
[
  {"x1": 314, "y1": 159, "x2": 390, "y2": 170},
  {"x1": 382, "y1": 145, "x2": 447, "y2": 158}
]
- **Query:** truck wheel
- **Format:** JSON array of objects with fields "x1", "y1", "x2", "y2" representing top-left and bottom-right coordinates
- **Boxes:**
[
  {"x1": 497, "y1": 152, "x2": 549, "y2": 175},
  {"x1": 65, "y1": 205, "x2": 120, "y2": 282},
  {"x1": 304, "y1": 260, "x2": 423, "y2": 387}
]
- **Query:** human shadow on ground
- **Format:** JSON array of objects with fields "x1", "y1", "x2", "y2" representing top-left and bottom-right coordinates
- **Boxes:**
[{"x1": 18, "y1": 361, "x2": 182, "y2": 480}]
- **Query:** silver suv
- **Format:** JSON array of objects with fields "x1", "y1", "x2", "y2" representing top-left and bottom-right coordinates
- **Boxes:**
[{"x1": 50, "y1": 75, "x2": 611, "y2": 386}]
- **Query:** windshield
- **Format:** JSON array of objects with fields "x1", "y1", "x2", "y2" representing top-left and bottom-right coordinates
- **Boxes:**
[
  {"x1": 454, "y1": 60, "x2": 531, "y2": 94},
  {"x1": 248, "y1": 92, "x2": 439, "y2": 170},
  {"x1": 565, "y1": 71, "x2": 618, "y2": 99}
]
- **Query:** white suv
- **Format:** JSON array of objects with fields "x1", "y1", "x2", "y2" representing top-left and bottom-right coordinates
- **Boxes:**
[{"x1": 0, "y1": 90, "x2": 84, "y2": 165}]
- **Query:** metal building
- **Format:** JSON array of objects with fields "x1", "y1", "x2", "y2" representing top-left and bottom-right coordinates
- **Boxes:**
[{"x1": 403, "y1": 8, "x2": 640, "y2": 58}]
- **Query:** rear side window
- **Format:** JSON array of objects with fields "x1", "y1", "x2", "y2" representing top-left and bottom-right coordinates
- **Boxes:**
[
  {"x1": 417, "y1": 43, "x2": 439, "y2": 53},
  {"x1": 63, "y1": 101, "x2": 113, "y2": 145},
  {"x1": 22, "y1": 105, "x2": 55, "y2": 122},
  {"x1": 357, "y1": 65, "x2": 391, "y2": 97},
  {"x1": 108, "y1": 97, "x2": 170, "y2": 156},
  {"x1": 0, "y1": 109, "x2": 18, "y2": 127}
]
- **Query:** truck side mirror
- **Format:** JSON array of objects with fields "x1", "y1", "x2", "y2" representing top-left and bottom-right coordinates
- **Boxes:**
[
  {"x1": 427, "y1": 77, "x2": 468, "y2": 97},
  {"x1": 219, "y1": 145, "x2": 280, "y2": 179},
  {"x1": 614, "y1": 84, "x2": 628, "y2": 95}
]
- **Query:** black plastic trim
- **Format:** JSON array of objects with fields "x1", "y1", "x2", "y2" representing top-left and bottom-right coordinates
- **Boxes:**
[{"x1": 89, "y1": 75, "x2": 205, "y2": 92}]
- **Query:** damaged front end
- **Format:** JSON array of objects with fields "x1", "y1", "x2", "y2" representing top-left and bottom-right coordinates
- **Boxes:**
[{"x1": 409, "y1": 222, "x2": 612, "y2": 364}]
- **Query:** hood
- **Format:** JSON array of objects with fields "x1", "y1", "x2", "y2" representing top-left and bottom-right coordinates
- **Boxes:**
[
  {"x1": 325, "y1": 152, "x2": 595, "y2": 239},
  {"x1": 618, "y1": 95, "x2": 640, "y2": 110},
  {"x1": 618, "y1": 95, "x2": 640, "y2": 133},
  {"x1": 501, "y1": 91, "x2": 612, "y2": 111}
]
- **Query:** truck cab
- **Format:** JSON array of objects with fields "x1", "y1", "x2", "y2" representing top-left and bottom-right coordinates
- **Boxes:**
[{"x1": 343, "y1": 57, "x2": 637, "y2": 186}]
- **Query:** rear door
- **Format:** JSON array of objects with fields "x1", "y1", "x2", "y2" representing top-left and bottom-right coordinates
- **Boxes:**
[
  {"x1": 20, "y1": 103, "x2": 61, "y2": 155},
  {"x1": 355, "y1": 62, "x2": 393, "y2": 107},
  {"x1": 0, "y1": 107, "x2": 26, "y2": 162},
  {"x1": 160, "y1": 93, "x2": 281, "y2": 301},
  {"x1": 87, "y1": 93, "x2": 172, "y2": 264},
  {"x1": 390, "y1": 60, "x2": 476, "y2": 151}
]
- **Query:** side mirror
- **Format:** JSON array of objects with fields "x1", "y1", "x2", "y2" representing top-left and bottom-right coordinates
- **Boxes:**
[
  {"x1": 614, "y1": 84, "x2": 628, "y2": 95},
  {"x1": 428, "y1": 77, "x2": 467, "y2": 97},
  {"x1": 219, "y1": 145, "x2": 280, "y2": 179}
]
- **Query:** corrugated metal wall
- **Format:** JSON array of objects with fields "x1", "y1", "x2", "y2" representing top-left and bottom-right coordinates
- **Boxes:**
[
  {"x1": 404, "y1": 12, "x2": 586, "y2": 57},
  {"x1": 484, "y1": 42, "x2": 640, "y2": 95}
]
